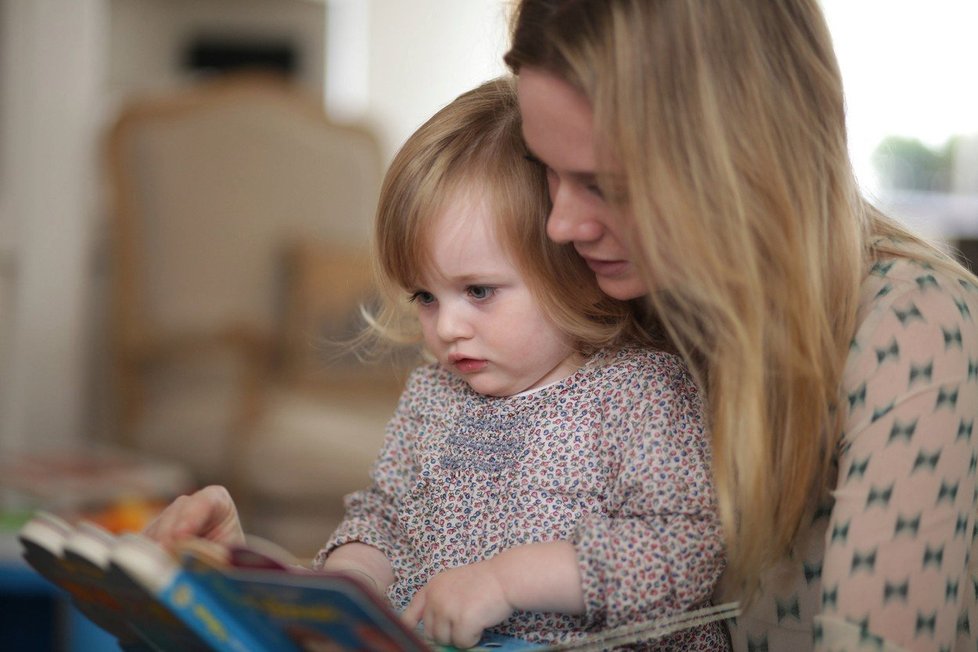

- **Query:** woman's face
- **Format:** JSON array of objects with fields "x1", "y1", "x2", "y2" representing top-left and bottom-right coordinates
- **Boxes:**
[{"x1": 517, "y1": 67, "x2": 648, "y2": 301}]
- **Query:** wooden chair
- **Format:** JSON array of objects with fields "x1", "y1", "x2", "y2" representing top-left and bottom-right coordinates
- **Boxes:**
[{"x1": 104, "y1": 72, "x2": 407, "y2": 555}]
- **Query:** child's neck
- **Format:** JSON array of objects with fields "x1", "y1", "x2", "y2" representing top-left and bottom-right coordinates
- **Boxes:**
[{"x1": 506, "y1": 351, "x2": 588, "y2": 398}]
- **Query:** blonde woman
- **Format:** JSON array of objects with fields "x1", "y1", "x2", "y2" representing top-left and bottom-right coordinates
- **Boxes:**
[{"x1": 506, "y1": 0, "x2": 978, "y2": 650}]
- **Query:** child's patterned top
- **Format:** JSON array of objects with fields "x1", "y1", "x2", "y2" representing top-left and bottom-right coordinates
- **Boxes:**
[
  {"x1": 726, "y1": 254, "x2": 978, "y2": 651},
  {"x1": 315, "y1": 347, "x2": 728, "y2": 650}
]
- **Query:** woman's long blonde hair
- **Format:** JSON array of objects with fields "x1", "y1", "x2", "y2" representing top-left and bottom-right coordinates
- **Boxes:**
[
  {"x1": 506, "y1": 0, "x2": 977, "y2": 594},
  {"x1": 366, "y1": 77, "x2": 653, "y2": 358}
]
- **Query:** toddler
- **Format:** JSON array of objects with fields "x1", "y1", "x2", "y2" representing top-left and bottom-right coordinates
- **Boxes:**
[{"x1": 313, "y1": 77, "x2": 727, "y2": 651}]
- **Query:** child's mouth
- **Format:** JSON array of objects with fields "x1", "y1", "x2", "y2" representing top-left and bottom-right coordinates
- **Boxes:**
[{"x1": 453, "y1": 358, "x2": 488, "y2": 373}]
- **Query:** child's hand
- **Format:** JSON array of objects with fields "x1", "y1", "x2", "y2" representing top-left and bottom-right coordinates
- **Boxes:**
[
  {"x1": 143, "y1": 485, "x2": 245, "y2": 549},
  {"x1": 402, "y1": 559, "x2": 515, "y2": 649}
]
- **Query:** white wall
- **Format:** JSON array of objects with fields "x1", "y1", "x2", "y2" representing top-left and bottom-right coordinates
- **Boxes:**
[
  {"x1": 0, "y1": 0, "x2": 106, "y2": 453},
  {"x1": 820, "y1": 0, "x2": 978, "y2": 199},
  {"x1": 349, "y1": 0, "x2": 510, "y2": 161},
  {"x1": 106, "y1": 0, "x2": 328, "y2": 101}
]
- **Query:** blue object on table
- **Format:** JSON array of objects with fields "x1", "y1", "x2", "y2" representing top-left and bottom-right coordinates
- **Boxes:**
[{"x1": 0, "y1": 558, "x2": 121, "y2": 652}]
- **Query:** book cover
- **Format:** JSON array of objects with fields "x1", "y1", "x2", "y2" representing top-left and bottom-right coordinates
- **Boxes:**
[
  {"x1": 17, "y1": 510, "x2": 72, "y2": 590},
  {"x1": 19, "y1": 512, "x2": 152, "y2": 651},
  {"x1": 60, "y1": 521, "x2": 154, "y2": 650},
  {"x1": 18, "y1": 511, "x2": 738, "y2": 651},
  {"x1": 104, "y1": 534, "x2": 220, "y2": 652},
  {"x1": 18, "y1": 512, "x2": 543, "y2": 651},
  {"x1": 110, "y1": 532, "x2": 297, "y2": 652},
  {"x1": 176, "y1": 542, "x2": 540, "y2": 651}
]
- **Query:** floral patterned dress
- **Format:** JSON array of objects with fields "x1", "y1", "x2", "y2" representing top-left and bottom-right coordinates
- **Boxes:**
[
  {"x1": 315, "y1": 348, "x2": 728, "y2": 650},
  {"x1": 725, "y1": 254, "x2": 978, "y2": 651}
]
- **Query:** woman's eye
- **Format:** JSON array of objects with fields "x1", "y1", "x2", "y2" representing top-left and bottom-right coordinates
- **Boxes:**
[
  {"x1": 586, "y1": 183, "x2": 605, "y2": 199},
  {"x1": 409, "y1": 290, "x2": 435, "y2": 305},
  {"x1": 467, "y1": 285, "x2": 496, "y2": 300}
]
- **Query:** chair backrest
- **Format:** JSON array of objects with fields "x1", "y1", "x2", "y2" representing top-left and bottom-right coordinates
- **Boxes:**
[{"x1": 105, "y1": 72, "x2": 383, "y2": 350}]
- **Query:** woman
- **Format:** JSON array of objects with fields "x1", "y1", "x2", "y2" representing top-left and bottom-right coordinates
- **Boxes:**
[{"x1": 505, "y1": 0, "x2": 978, "y2": 650}]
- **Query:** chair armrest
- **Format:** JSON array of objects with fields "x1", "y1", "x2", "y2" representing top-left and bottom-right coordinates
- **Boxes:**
[{"x1": 115, "y1": 323, "x2": 275, "y2": 445}]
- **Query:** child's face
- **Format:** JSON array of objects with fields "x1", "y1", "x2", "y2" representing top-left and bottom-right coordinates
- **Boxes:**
[{"x1": 411, "y1": 190, "x2": 583, "y2": 397}]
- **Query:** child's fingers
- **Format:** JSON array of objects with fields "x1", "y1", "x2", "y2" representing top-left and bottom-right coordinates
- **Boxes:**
[
  {"x1": 191, "y1": 486, "x2": 244, "y2": 543},
  {"x1": 143, "y1": 486, "x2": 243, "y2": 548},
  {"x1": 404, "y1": 594, "x2": 484, "y2": 649},
  {"x1": 430, "y1": 616, "x2": 453, "y2": 648},
  {"x1": 401, "y1": 589, "x2": 425, "y2": 628},
  {"x1": 450, "y1": 621, "x2": 482, "y2": 650}
]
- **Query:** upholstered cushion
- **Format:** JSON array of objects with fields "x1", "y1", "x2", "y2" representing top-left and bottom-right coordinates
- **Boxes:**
[
  {"x1": 240, "y1": 387, "x2": 399, "y2": 556},
  {"x1": 133, "y1": 348, "x2": 251, "y2": 484},
  {"x1": 242, "y1": 388, "x2": 397, "y2": 501}
]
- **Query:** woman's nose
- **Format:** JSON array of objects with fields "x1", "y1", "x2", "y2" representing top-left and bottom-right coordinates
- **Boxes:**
[{"x1": 546, "y1": 188, "x2": 604, "y2": 244}]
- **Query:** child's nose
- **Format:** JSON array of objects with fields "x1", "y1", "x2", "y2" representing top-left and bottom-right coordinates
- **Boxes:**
[{"x1": 436, "y1": 305, "x2": 473, "y2": 341}]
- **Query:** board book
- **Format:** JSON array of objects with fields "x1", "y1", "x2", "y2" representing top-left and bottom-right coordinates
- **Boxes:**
[{"x1": 18, "y1": 511, "x2": 738, "y2": 651}]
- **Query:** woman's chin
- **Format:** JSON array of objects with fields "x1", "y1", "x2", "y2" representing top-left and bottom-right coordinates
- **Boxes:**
[{"x1": 596, "y1": 273, "x2": 648, "y2": 301}]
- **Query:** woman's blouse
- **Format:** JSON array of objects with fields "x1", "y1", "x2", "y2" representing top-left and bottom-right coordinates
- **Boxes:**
[
  {"x1": 316, "y1": 348, "x2": 728, "y2": 650},
  {"x1": 727, "y1": 255, "x2": 978, "y2": 651}
]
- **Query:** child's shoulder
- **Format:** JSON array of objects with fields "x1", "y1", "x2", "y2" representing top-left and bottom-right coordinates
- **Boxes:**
[
  {"x1": 589, "y1": 347, "x2": 695, "y2": 391},
  {"x1": 584, "y1": 348, "x2": 703, "y2": 423},
  {"x1": 596, "y1": 346, "x2": 689, "y2": 375}
]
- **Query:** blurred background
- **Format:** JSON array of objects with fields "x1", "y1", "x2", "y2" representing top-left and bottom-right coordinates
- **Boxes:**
[
  {"x1": 0, "y1": 0, "x2": 976, "y2": 647},
  {"x1": 0, "y1": 0, "x2": 513, "y2": 552},
  {"x1": 0, "y1": 0, "x2": 509, "y2": 456}
]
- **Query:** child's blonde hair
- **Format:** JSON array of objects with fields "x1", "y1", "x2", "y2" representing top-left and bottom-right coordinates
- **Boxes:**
[{"x1": 367, "y1": 76, "x2": 649, "y2": 355}]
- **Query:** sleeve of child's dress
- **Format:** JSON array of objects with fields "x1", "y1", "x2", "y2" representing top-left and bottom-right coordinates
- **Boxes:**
[
  {"x1": 571, "y1": 352, "x2": 725, "y2": 629},
  {"x1": 312, "y1": 368, "x2": 425, "y2": 570},
  {"x1": 817, "y1": 268, "x2": 978, "y2": 651}
]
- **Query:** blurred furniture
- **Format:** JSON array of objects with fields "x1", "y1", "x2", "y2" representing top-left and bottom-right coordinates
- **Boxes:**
[{"x1": 104, "y1": 72, "x2": 409, "y2": 556}]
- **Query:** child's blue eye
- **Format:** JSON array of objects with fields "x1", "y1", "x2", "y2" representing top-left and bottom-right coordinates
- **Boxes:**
[
  {"x1": 467, "y1": 285, "x2": 496, "y2": 300},
  {"x1": 409, "y1": 290, "x2": 435, "y2": 305}
]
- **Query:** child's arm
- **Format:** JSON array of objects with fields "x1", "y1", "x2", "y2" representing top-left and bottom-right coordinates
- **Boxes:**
[
  {"x1": 401, "y1": 541, "x2": 584, "y2": 648},
  {"x1": 317, "y1": 541, "x2": 395, "y2": 593}
]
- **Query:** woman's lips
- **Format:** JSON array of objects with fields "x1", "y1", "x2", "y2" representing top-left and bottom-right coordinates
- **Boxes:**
[
  {"x1": 583, "y1": 257, "x2": 630, "y2": 277},
  {"x1": 453, "y1": 358, "x2": 488, "y2": 373}
]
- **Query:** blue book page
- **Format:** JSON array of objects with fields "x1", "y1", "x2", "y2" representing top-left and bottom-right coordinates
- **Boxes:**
[
  {"x1": 157, "y1": 573, "x2": 299, "y2": 652},
  {"x1": 434, "y1": 631, "x2": 547, "y2": 651},
  {"x1": 103, "y1": 557, "x2": 215, "y2": 652},
  {"x1": 182, "y1": 554, "x2": 548, "y2": 652},
  {"x1": 183, "y1": 558, "x2": 429, "y2": 651}
]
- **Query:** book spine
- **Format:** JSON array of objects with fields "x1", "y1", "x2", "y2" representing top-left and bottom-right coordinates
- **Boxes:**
[{"x1": 156, "y1": 572, "x2": 298, "y2": 652}]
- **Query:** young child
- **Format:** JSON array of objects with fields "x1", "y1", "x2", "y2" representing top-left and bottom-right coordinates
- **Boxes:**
[{"x1": 312, "y1": 77, "x2": 727, "y2": 650}]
